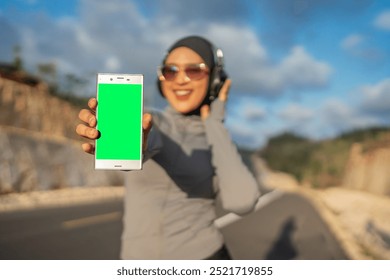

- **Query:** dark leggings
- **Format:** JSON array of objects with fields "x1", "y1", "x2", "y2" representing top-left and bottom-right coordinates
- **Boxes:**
[{"x1": 205, "y1": 245, "x2": 232, "y2": 260}]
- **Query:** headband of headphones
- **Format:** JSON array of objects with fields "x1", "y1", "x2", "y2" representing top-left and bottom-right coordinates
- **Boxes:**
[{"x1": 157, "y1": 35, "x2": 228, "y2": 102}]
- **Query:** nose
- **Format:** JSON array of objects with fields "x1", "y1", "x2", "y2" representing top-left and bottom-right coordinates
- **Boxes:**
[{"x1": 175, "y1": 69, "x2": 190, "y2": 84}]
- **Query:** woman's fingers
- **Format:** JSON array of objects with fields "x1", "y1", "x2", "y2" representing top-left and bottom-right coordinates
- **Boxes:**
[
  {"x1": 143, "y1": 113, "x2": 153, "y2": 132},
  {"x1": 218, "y1": 79, "x2": 231, "y2": 102},
  {"x1": 81, "y1": 143, "x2": 95, "y2": 155},
  {"x1": 76, "y1": 98, "x2": 99, "y2": 155},
  {"x1": 76, "y1": 123, "x2": 99, "y2": 139},
  {"x1": 142, "y1": 113, "x2": 153, "y2": 153},
  {"x1": 77, "y1": 99, "x2": 98, "y2": 139},
  {"x1": 200, "y1": 104, "x2": 210, "y2": 121},
  {"x1": 78, "y1": 109, "x2": 96, "y2": 127},
  {"x1": 88, "y1": 97, "x2": 97, "y2": 111}
]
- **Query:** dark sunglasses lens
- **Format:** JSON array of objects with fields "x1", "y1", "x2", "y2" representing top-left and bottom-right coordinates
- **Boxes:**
[{"x1": 162, "y1": 66, "x2": 178, "y2": 80}]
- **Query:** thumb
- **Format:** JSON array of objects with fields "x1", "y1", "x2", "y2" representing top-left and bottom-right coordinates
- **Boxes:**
[
  {"x1": 143, "y1": 113, "x2": 153, "y2": 132},
  {"x1": 218, "y1": 79, "x2": 231, "y2": 102},
  {"x1": 200, "y1": 105, "x2": 210, "y2": 121},
  {"x1": 142, "y1": 113, "x2": 153, "y2": 153}
]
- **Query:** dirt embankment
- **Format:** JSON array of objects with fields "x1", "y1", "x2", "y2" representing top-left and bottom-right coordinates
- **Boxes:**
[
  {"x1": 0, "y1": 126, "x2": 124, "y2": 193},
  {"x1": 0, "y1": 77, "x2": 81, "y2": 140},
  {"x1": 343, "y1": 142, "x2": 390, "y2": 196}
]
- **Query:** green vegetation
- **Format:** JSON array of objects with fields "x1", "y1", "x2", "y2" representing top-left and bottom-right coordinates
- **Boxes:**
[
  {"x1": 258, "y1": 127, "x2": 390, "y2": 188},
  {"x1": 50, "y1": 91, "x2": 89, "y2": 108},
  {"x1": 259, "y1": 133, "x2": 315, "y2": 182},
  {"x1": 7, "y1": 45, "x2": 90, "y2": 108},
  {"x1": 13, "y1": 46, "x2": 23, "y2": 70},
  {"x1": 36, "y1": 62, "x2": 90, "y2": 108}
]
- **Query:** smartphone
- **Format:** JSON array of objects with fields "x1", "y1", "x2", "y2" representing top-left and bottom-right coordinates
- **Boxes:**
[{"x1": 95, "y1": 73, "x2": 143, "y2": 170}]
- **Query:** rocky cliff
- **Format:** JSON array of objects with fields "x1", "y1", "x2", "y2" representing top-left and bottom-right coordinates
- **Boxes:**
[
  {"x1": 0, "y1": 76, "x2": 124, "y2": 193},
  {"x1": 343, "y1": 140, "x2": 390, "y2": 196},
  {"x1": 0, "y1": 76, "x2": 81, "y2": 140}
]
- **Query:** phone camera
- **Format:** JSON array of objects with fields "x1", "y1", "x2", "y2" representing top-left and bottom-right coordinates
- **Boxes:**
[{"x1": 110, "y1": 78, "x2": 113, "y2": 81}]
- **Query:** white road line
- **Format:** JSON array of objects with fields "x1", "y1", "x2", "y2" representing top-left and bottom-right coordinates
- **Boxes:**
[
  {"x1": 62, "y1": 211, "x2": 122, "y2": 229},
  {"x1": 214, "y1": 189, "x2": 284, "y2": 229}
]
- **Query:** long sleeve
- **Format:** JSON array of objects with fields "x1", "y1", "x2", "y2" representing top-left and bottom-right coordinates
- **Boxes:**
[
  {"x1": 143, "y1": 127, "x2": 162, "y2": 161},
  {"x1": 204, "y1": 99, "x2": 260, "y2": 215},
  {"x1": 142, "y1": 111, "x2": 164, "y2": 162}
]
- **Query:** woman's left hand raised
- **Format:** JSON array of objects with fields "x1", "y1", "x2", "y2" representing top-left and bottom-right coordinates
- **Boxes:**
[{"x1": 200, "y1": 79, "x2": 231, "y2": 121}]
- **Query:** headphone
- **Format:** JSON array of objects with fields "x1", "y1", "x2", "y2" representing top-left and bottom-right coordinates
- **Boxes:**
[
  {"x1": 208, "y1": 47, "x2": 228, "y2": 101},
  {"x1": 157, "y1": 45, "x2": 228, "y2": 103}
]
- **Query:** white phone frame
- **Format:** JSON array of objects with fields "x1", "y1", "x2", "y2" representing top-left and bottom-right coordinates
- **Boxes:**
[{"x1": 94, "y1": 73, "x2": 143, "y2": 170}]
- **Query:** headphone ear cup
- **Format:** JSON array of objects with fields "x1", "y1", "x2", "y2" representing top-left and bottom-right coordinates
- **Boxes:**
[
  {"x1": 209, "y1": 67, "x2": 227, "y2": 101},
  {"x1": 209, "y1": 67, "x2": 219, "y2": 101}
]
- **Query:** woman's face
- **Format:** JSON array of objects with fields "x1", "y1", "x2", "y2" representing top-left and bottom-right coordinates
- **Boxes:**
[{"x1": 160, "y1": 47, "x2": 209, "y2": 114}]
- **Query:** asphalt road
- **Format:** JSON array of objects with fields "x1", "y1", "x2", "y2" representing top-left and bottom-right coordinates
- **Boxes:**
[
  {"x1": 0, "y1": 191, "x2": 348, "y2": 260},
  {"x1": 0, "y1": 200, "x2": 123, "y2": 260},
  {"x1": 220, "y1": 191, "x2": 348, "y2": 260}
]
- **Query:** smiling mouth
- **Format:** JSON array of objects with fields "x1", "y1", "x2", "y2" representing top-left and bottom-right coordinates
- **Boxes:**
[{"x1": 174, "y1": 90, "x2": 191, "y2": 97}]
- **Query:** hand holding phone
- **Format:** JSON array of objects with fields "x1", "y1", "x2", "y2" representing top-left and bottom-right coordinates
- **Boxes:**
[
  {"x1": 95, "y1": 73, "x2": 144, "y2": 170},
  {"x1": 76, "y1": 98, "x2": 99, "y2": 154},
  {"x1": 77, "y1": 98, "x2": 153, "y2": 159}
]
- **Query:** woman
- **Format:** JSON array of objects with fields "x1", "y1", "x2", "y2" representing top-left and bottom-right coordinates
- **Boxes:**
[{"x1": 76, "y1": 36, "x2": 260, "y2": 259}]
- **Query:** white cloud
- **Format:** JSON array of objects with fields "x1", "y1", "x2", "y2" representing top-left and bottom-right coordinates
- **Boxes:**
[
  {"x1": 278, "y1": 103, "x2": 313, "y2": 122},
  {"x1": 202, "y1": 24, "x2": 270, "y2": 94},
  {"x1": 318, "y1": 98, "x2": 379, "y2": 138},
  {"x1": 322, "y1": 99, "x2": 353, "y2": 123},
  {"x1": 291, "y1": 79, "x2": 390, "y2": 141},
  {"x1": 340, "y1": 34, "x2": 364, "y2": 50},
  {"x1": 226, "y1": 119, "x2": 261, "y2": 148},
  {"x1": 360, "y1": 78, "x2": 390, "y2": 114},
  {"x1": 339, "y1": 33, "x2": 384, "y2": 61},
  {"x1": 242, "y1": 104, "x2": 266, "y2": 121},
  {"x1": 105, "y1": 56, "x2": 121, "y2": 71},
  {"x1": 222, "y1": 41, "x2": 332, "y2": 96},
  {"x1": 279, "y1": 46, "x2": 332, "y2": 90},
  {"x1": 374, "y1": 10, "x2": 390, "y2": 31},
  {"x1": 206, "y1": 24, "x2": 267, "y2": 60}
]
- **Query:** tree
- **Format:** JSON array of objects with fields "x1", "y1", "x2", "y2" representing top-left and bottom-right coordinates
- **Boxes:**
[
  {"x1": 37, "y1": 62, "x2": 57, "y2": 92},
  {"x1": 13, "y1": 45, "x2": 23, "y2": 70},
  {"x1": 64, "y1": 73, "x2": 87, "y2": 96}
]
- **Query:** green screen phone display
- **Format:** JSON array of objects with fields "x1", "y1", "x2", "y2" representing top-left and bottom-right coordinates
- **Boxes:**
[{"x1": 95, "y1": 74, "x2": 143, "y2": 170}]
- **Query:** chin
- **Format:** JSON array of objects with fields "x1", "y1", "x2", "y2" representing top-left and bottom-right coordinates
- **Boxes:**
[
  {"x1": 172, "y1": 104, "x2": 197, "y2": 114},
  {"x1": 176, "y1": 107, "x2": 193, "y2": 114}
]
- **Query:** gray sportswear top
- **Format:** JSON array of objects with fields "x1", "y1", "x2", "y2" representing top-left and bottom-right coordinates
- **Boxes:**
[{"x1": 121, "y1": 99, "x2": 260, "y2": 260}]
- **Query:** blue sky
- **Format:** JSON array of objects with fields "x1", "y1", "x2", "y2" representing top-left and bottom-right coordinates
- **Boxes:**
[{"x1": 1, "y1": 0, "x2": 389, "y2": 148}]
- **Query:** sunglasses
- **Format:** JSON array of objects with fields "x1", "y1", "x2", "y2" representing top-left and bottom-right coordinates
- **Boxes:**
[{"x1": 158, "y1": 63, "x2": 209, "y2": 81}]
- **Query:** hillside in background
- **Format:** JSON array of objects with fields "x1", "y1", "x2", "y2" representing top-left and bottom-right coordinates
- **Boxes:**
[
  {"x1": 258, "y1": 128, "x2": 390, "y2": 195},
  {"x1": 0, "y1": 65, "x2": 87, "y2": 140},
  {"x1": 0, "y1": 68, "x2": 124, "y2": 193}
]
